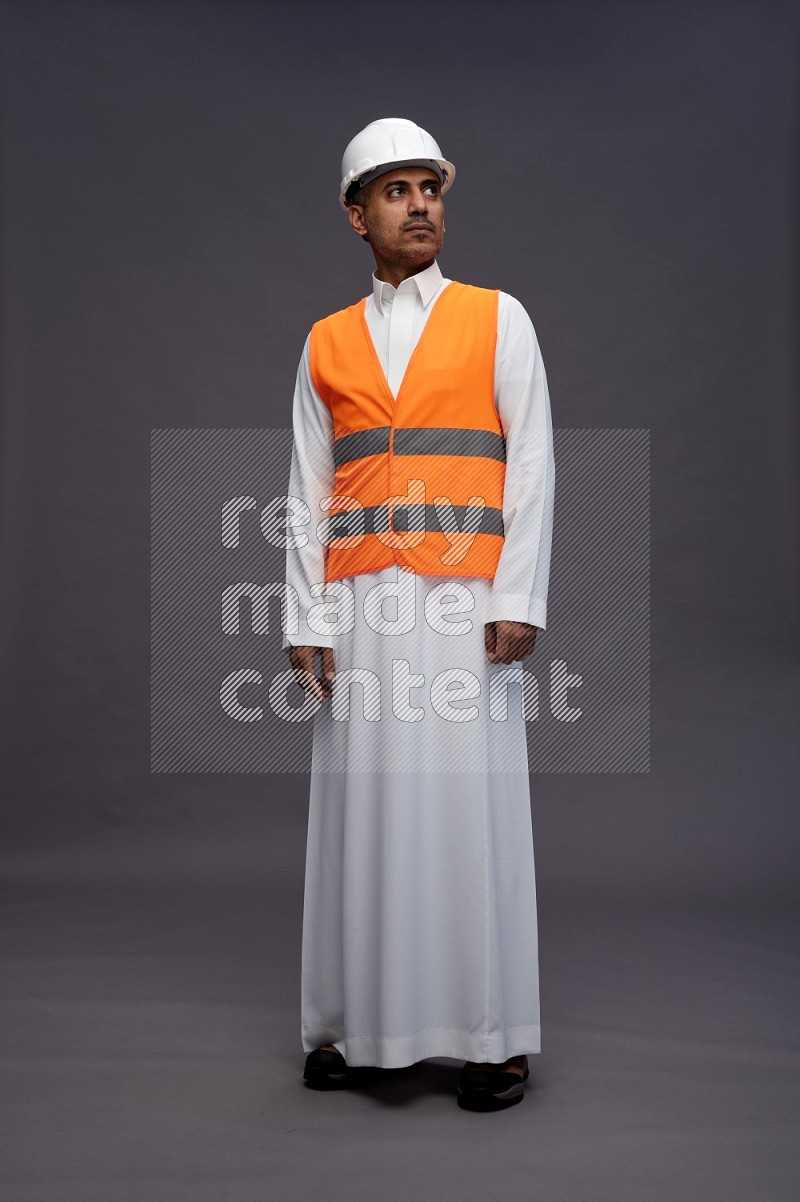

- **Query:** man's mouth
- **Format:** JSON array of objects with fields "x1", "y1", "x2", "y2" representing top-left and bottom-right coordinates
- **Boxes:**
[{"x1": 405, "y1": 224, "x2": 434, "y2": 233}]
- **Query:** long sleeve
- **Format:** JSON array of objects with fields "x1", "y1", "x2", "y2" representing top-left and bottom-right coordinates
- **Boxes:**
[
  {"x1": 282, "y1": 335, "x2": 336, "y2": 651},
  {"x1": 484, "y1": 292, "x2": 556, "y2": 630}
]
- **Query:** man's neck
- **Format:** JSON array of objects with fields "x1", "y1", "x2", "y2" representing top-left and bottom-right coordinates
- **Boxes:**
[{"x1": 372, "y1": 256, "x2": 436, "y2": 289}]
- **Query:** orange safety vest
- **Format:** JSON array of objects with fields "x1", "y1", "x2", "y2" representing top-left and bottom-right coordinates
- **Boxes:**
[{"x1": 309, "y1": 280, "x2": 506, "y2": 585}]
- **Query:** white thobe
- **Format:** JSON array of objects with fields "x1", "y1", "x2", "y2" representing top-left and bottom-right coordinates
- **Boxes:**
[{"x1": 284, "y1": 259, "x2": 555, "y2": 1068}]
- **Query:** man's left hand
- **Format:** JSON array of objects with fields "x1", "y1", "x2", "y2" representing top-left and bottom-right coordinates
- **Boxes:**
[{"x1": 485, "y1": 620, "x2": 538, "y2": 664}]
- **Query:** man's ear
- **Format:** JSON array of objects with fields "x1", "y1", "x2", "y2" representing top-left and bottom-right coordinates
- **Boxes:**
[{"x1": 348, "y1": 204, "x2": 368, "y2": 239}]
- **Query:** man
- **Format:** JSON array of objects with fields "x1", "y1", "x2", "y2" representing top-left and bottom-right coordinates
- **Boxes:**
[{"x1": 283, "y1": 117, "x2": 555, "y2": 1111}]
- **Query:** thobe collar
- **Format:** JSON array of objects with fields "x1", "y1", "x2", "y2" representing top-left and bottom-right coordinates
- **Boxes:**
[{"x1": 371, "y1": 259, "x2": 444, "y2": 316}]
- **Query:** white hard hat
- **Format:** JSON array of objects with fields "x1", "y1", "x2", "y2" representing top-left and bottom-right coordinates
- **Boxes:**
[{"x1": 339, "y1": 117, "x2": 456, "y2": 210}]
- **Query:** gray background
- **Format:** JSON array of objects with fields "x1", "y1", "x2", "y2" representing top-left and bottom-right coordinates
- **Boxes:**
[{"x1": 1, "y1": 0, "x2": 798, "y2": 1198}]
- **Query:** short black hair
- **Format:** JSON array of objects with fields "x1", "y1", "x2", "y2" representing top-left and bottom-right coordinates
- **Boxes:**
[{"x1": 345, "y1": 179, "x2": 369, "y2": 207}]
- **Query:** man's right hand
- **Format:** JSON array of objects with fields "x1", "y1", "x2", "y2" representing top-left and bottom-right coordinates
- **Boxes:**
[{"x1": 286, "y1": 644, "x2": 336, "y2": 703}]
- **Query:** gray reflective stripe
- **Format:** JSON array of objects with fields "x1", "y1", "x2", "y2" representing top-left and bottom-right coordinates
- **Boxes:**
[
  {"x1": 326, "y1": 503, "x2": 505, "y2": 542},
  {"x1": 393, "y1": 428, "x2": 506, "y2": 462},
  {"x1": 333, "y1": 427, "x2": 391, "y2": 468},
  {"x1": 333, "y1": 426, "x2": 506, "y2": 467}
]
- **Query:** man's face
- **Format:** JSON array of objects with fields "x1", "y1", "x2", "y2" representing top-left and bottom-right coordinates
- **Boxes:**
[{"x1": 348, "y1": 166, "x2": 445, "y2": 271}]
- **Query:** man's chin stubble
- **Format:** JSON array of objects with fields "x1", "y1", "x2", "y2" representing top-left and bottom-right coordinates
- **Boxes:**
[{"x1": 397, "y1": 240, "x2": 441, "y2": 264}]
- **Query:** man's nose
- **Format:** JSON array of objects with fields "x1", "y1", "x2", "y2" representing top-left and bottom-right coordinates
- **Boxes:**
[{"x1": 407, "y1": 187, "x2": 429, "y2": 213}]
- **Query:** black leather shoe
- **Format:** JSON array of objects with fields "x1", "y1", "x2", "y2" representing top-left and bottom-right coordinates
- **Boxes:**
[
  {"x1": 456, "y1": 1058, "x2": 530, "y2": 1111},
  {"x1": 303, "y1": 1046, "x2": 385, "y2": 1090}
]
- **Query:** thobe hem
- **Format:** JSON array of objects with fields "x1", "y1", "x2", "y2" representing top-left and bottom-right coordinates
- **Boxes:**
[{"x1": 301, "y1": 1022, "x2": 541, "y2": 1070}]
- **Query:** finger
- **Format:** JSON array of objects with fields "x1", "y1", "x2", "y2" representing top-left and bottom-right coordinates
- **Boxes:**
[
  {"x1": 292, "y1": 665, "x2": 324, "y2": 701},
  {"x1": 493, "y1": 634, "x2": 510, "y2": 664},
  {"x1": 314, "y1": 676, "x2": 333, "y2": 700},
  {"x1": 291, "y1": 651, "x2": 326, "y2": 701},
  {"x1": 505, "y1": 637, "x2": 526, "y2": 664},
  {"x1": 320, "y1": 646, "x2": 336, "y2": 692}
]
